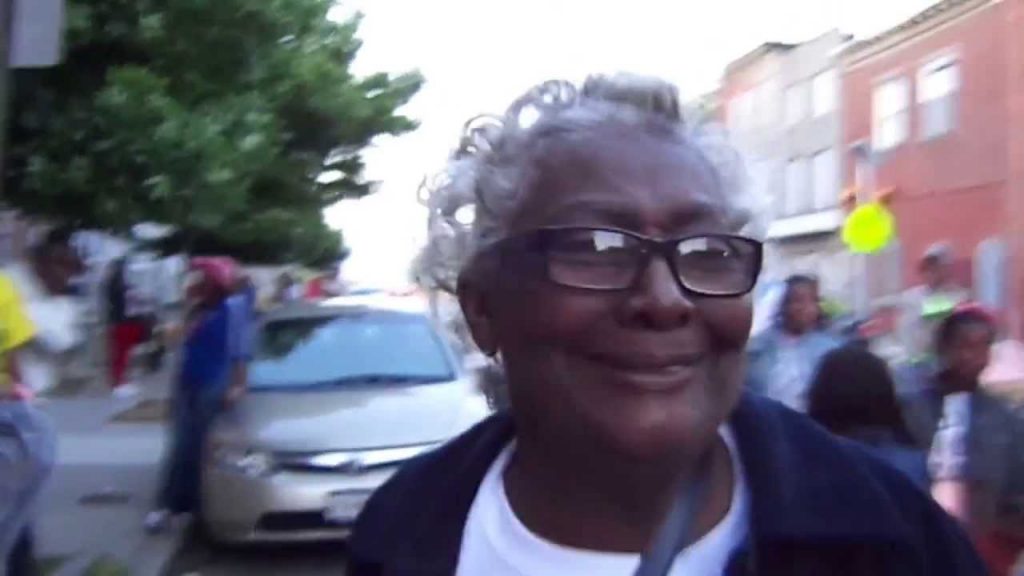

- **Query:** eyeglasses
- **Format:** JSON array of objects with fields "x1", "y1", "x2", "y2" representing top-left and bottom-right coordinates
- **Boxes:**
[{"x1": 493, "y1": 227, "x2": 763, "y2": 297}]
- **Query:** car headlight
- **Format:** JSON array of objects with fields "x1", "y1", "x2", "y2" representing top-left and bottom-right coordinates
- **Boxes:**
[{"x1": 210, "y1": 444, "x2": 276, "y2": 478}]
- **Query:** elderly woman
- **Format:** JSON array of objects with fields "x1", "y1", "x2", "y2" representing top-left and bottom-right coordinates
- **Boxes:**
[{"x1": 348, "y1": 75, "x2": 984, "y2": 575}]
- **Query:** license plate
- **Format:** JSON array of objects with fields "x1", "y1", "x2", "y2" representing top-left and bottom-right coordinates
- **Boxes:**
[{"x1": 323, "y1": 491, "x2": 369, "y2": 524}]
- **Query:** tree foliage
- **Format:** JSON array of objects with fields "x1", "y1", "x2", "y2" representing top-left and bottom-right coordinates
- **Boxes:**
[{"x1": 7, "y1": 0, "x2": 421, "y2": 265}]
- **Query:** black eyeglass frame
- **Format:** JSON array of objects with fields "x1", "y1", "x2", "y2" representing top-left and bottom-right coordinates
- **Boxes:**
[{"x1": 488, "y1": 226, "x2": 764, "y2": 298}]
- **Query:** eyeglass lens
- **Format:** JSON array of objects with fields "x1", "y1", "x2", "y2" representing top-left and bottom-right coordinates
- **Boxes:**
[{"x1": 542, "y1": 229, "x2": 758, "y2": 295}]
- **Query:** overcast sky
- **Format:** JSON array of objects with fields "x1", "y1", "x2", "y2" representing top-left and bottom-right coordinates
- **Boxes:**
[{"x1": 324, "y1": 0, "x2": 939, "y2": 288}]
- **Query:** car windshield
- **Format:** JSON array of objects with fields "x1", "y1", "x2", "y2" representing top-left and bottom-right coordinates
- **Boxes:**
[{"x1": 249, "y1": 312, "x2": 456, "y2": 389}]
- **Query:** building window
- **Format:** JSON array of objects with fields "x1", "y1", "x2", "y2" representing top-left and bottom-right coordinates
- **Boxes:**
[
  {"x1": 974, "y1": 237, "x2": 1007, "y2": 311},
  {"x1": 811, "y1": 68, "x2": 837, "y2": 117},
  {"x1": 754, "y1": 81, "x2": 778, "y2": 126},
  {"x1": 812, "y1": 148, "x2": 838, "y2": 211},
  {"x1": 785, "y1": 82, "x2": 806, "y2": 126},
  {"x1": 872, "y1": 77, "x2": 910, "y2": 151},
  {"x1": 918, "y1": 56, "x2": 959, "y2": 139},
  {"x1": 785, "y1": 157, "x2": 811, "y2": 215},
  {"x1": 728, "y1": 90, "x2": 755, "y2": 132}
]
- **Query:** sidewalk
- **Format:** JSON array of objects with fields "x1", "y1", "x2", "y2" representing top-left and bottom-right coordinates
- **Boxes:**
[{"x1": 33, "y1": 366, "x2": 184, "y2": 576}]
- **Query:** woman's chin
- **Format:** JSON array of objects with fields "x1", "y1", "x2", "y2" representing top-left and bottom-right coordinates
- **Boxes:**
[{"x1": 594, "y1": 402, "x2": 719, "y2": 463}]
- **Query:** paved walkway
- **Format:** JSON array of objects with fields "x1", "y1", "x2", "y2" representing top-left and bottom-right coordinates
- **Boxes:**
[{"x1": 33, "y1": 367, "x2": 184, "y2": 576}]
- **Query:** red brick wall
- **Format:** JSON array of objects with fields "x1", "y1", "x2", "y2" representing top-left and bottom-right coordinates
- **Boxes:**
[
  {"x1": 841, "y1": 2, "x2": 1012, "y2": 302},
  {"x1": 1006, "y1": 0, "x2": 1024, "y2": 336}
]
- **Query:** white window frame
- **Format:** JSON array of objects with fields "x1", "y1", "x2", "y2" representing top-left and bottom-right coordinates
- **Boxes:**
[
  {"x1": 917, "y1": 54, "x2": 959, "y2": 140},
  {"x1": 754, "y1": 80, "x2": 779, "y2": 127},
  {"x1": 872, "y1": 76, "x2": 910, "y2": 151},
  {"x1": 785, "y1": 82, "x2": 806, "y2": 126},
  {"x1": 811, "y1": 148, "x2": 838, "y2": 211},
  {"x1": 785, "y1": 157, "x2": 811, "y2": 216},
  {"x1": 811, "y1": 68, "x2": 838, "y2": 117},
  {"x1": 728, "y1": 90, "x2": 755, "y2": 132}
]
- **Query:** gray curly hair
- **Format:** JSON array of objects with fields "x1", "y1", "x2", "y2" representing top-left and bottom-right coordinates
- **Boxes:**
[{"x1": 415, "y1": 73, "x2": 765, "y2": 294}]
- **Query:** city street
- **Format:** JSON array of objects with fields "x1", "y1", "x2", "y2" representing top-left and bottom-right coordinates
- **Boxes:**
[{"x1": 164, "y1": 528, "x2": 348, "y2": 576}]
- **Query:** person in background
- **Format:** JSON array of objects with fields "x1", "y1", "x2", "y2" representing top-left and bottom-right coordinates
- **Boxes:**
[
  {"x1": 272, "y1": 271, "x2": 301, "y2": 306},
  {"x1": 348, "y1": 74, "x2": 984, "y2": 576},
  {"x1": 305, "y1": 263, "x2": 345, "y2": 301},
  {"x1": 0, "y1": 271, "x2": 56, "y2": 573},
  {"x1": 7, "y1": 530, "x2": 34, "y2": 576},
  {"x1": 224, "y1": 272, "x2": 256, "y2": 405},
  {"x1": 807, "y1": 344, "x2": 928, "y2": 489},
  {"x1": 3, "y1": 227, "x2": 84, "y2": 395},
  {"x1": 902, "y1": 304, "x2": 1024, "y2": 575},
  {"x1": 900, "y1": 244, "x2": 970, "y2": 364},
  {"x1": 746, "y1": 274, "x2": 842, "y2": 412},
  {"x1": 145, "y1": 257, "x2": 239, "y2": 532},
  {"x1": 105, "y1": 257, "x2": 148, "y2": 399}
]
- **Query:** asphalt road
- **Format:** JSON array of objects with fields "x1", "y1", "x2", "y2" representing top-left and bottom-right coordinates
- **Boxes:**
[{"x1": 164, "y1": 528, "x2": 349, "y2": 575}]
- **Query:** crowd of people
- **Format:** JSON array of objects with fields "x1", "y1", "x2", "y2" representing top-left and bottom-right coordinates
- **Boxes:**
[
  {"x1": 753, "y1": 268, "x2": 1024, "y2": 573},
  {"x1": 0, "y1": 233, "x2": 345, "y2": 573}
]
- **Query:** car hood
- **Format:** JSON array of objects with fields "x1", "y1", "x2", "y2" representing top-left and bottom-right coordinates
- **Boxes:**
[{"x1": 216, "y1": 379, "x2": 488, "y2": 452}]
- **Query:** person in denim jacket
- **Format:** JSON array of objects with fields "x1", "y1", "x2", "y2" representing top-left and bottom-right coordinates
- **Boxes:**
[
  {"x1": 902, "y1": 305, "x2": 1024, "y2": 575},
  {"x1": 746, "y1": 275, "x2": 841, "y2": 412}
]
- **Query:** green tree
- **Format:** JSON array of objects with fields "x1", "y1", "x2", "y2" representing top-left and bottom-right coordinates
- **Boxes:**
[{"x1": 7, "y1": 0, "x2": 421, "y2": 265}]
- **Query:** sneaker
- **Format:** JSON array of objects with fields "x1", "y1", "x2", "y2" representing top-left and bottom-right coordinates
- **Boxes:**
[
  {"x1": 112, "y1": 384, "x2": 141, "y2": 400},
  {"x1": 144, "y1": 509, "x2": 171, "y2": 534}
]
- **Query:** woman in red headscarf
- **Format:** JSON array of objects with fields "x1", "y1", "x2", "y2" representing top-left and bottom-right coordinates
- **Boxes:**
[{"x1": 145, "y1": 257, "x2": 239, "y2": 532}]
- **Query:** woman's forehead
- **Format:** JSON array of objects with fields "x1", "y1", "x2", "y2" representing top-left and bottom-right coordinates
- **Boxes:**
[{"x1": 512, "y1": 129, "x2": 736, "y2": 234}]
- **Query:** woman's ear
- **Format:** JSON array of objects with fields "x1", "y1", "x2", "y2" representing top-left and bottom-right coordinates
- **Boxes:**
[{"x1": 457, "y1": 268, "x2": 499, "y2": 357}]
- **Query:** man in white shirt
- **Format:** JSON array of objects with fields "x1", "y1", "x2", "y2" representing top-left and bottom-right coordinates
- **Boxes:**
[
  {"x1": 900, "y1": 244, "x2": 969, "y2": 363},
  {"x1": 4, "y1": 227, "x2": 84, "y2": 394}
]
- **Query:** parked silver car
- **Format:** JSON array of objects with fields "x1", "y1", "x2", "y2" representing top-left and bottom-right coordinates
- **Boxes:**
[{"x1": 201, "y1": 302, "x2": 490, "y2": 543}]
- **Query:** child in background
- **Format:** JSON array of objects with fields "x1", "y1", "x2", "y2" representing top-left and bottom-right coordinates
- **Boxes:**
[{"x1": 808, "y1": 344, "x2": 928, "y2": 489}]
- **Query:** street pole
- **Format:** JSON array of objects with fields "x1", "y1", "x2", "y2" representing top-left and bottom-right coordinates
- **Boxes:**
[
  {"x1": 850, "y1": 141, "x2": 875, "y2": 317},
  {"x1": 0, "y1": 0, "x2": 15, "y2": 201}
]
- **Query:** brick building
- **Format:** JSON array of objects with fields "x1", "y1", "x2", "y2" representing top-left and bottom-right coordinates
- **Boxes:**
[
  {"x1": 840, "y1": 0, "x2": 1024, "y2": 335},
  {"x1": 720, "y1": 31, "x2": 854, "y2": 301}
]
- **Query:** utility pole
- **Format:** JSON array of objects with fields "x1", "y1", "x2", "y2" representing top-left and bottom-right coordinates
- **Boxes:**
[
  {"x1": 849, "y1": 140, "x2": 876, "y2": 317},
  {"x1": 0, "y1": 0, "x2": 65, "y2": 198},
  {"x1": 0, "y1": 0, "x2": 15, "y2": 200}
]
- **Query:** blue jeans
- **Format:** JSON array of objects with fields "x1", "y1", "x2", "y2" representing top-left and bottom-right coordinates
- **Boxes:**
[
  {"x1": 0, "y1": 402, "x2": 56, "y2": 565},
  {"x1": 158, "y1": 384, "x2": 225, "y2": 514}
]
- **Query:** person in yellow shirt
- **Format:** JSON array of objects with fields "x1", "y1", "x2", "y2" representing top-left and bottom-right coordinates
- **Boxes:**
[
  {"x1": 0, "y1": 272, "x2": 57, "y2": 571},
  {"x1": 0, "y1": 273, "x2": 36, "y2": 394}
]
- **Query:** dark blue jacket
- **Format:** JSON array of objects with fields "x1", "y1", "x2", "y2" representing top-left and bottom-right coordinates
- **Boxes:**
[{"x1": 349, "y1": 394, "x2": 985, "y2": 576}]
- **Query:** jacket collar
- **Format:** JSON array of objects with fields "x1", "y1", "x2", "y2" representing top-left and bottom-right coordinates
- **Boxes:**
[
  {"x1": 730, "y1": 394, "x2": 908, "y2": 543},
  {"x1": 354, "y1": 393, "x2": 910, "y2": 573}
]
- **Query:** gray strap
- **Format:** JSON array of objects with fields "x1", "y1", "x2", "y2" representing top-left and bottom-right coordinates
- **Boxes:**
[{"x1": 633, "y1": 451, "x2": 714, "y2": 576}]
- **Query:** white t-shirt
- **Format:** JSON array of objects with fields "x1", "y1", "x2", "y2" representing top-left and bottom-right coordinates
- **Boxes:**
[
  {"x1": 929, "y1": 392, "x2": 973, "y2": 481},
  {"x1": 455, "y1": 426, "x2": 750, "y2": 576},
  {"x1": 4, "y1": 262, "x2": 83, "y2": 393}
]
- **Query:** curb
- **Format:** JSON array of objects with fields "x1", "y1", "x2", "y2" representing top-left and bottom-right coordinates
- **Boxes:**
[{"x1": 49, "y1": 523, "x2": 185, "y2": 576}]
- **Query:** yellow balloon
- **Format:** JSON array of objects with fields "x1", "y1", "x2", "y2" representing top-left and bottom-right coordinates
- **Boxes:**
[{"x1": 842, "y1": 202, "x2": 896, "y2": 254}]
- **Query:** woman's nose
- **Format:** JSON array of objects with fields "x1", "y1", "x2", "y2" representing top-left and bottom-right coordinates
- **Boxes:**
[{"x1": 624, "y1": 256, "x2": 695, "y2": 329}]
